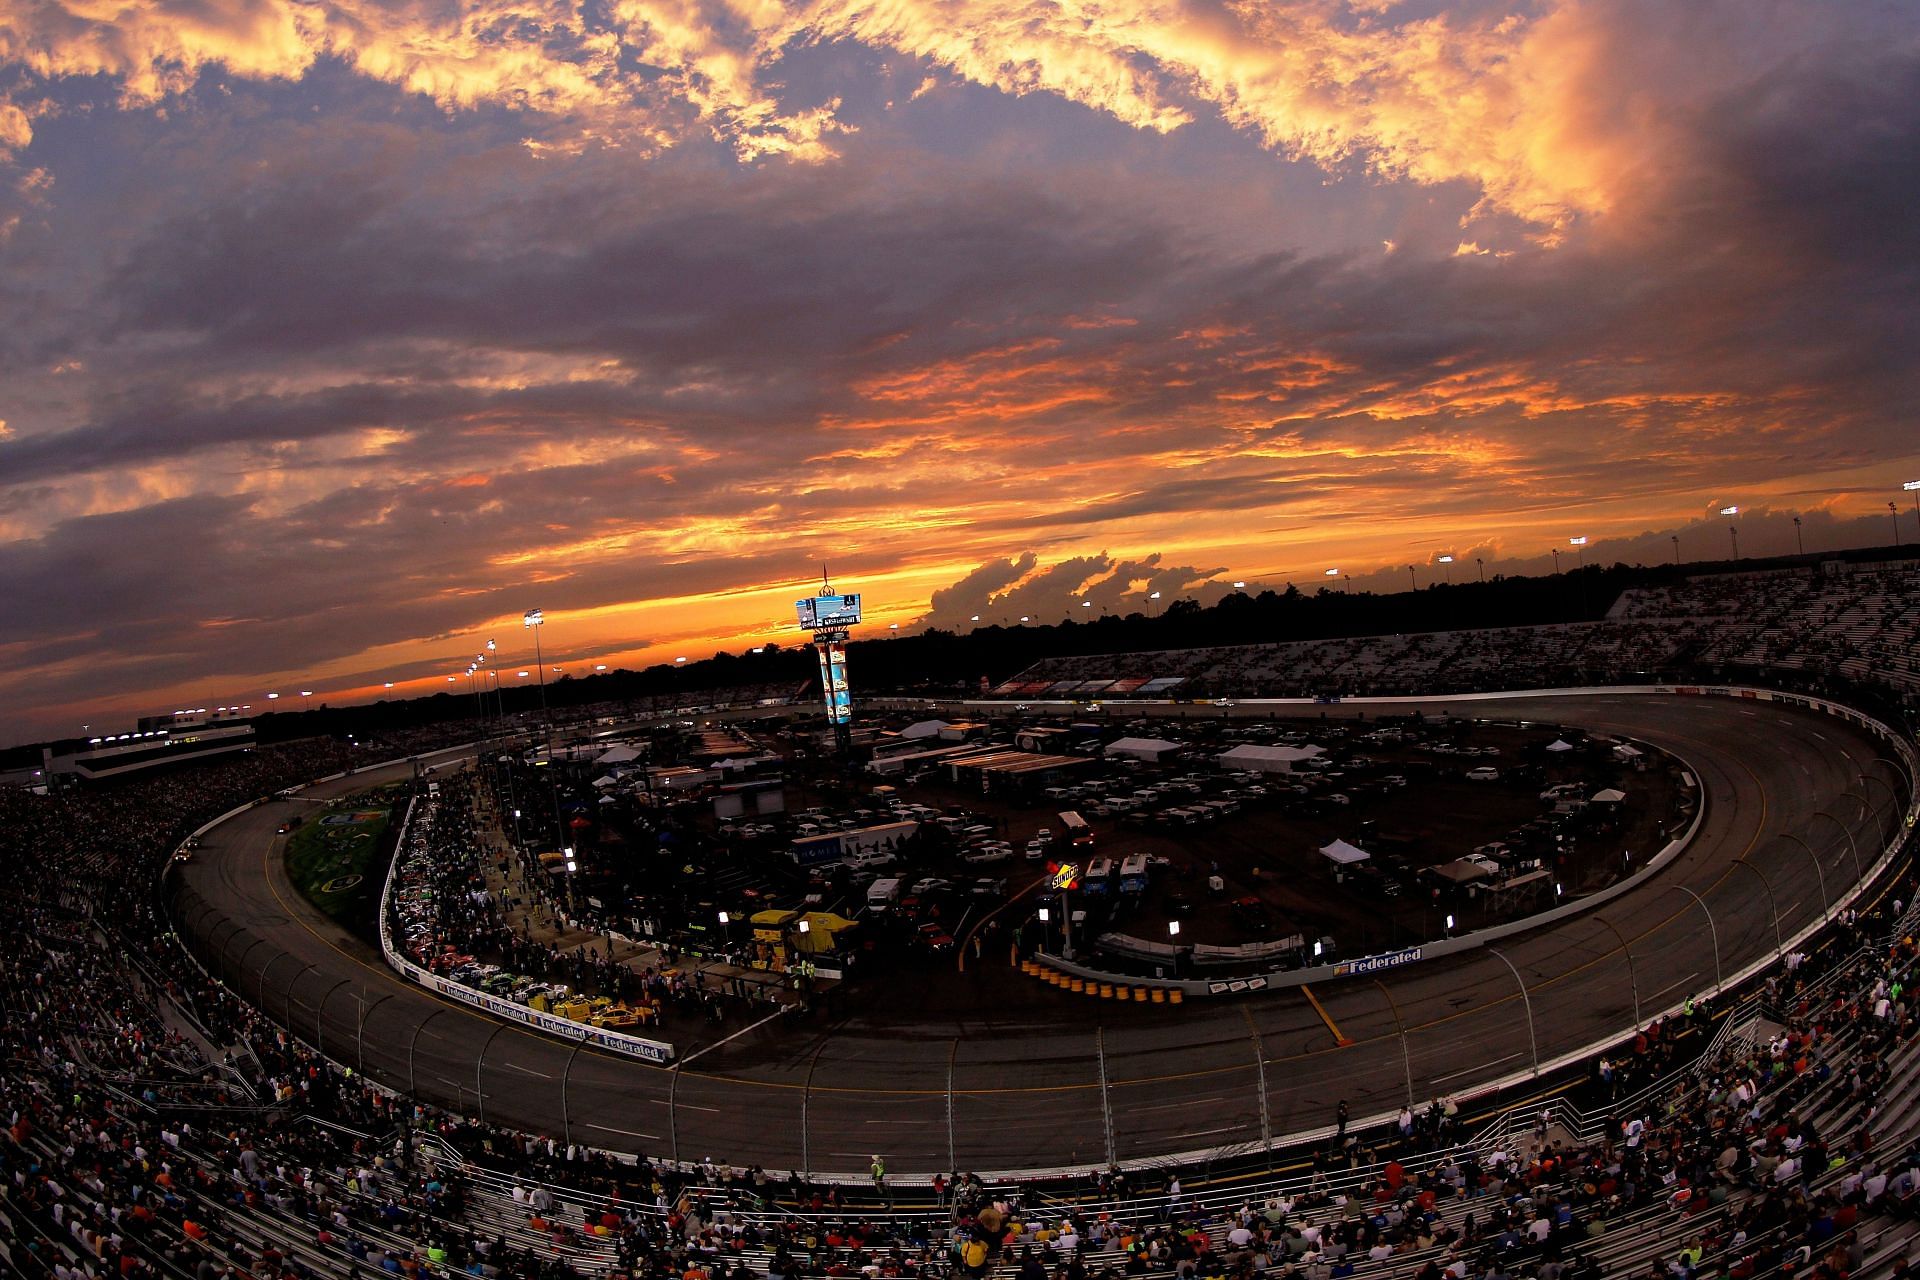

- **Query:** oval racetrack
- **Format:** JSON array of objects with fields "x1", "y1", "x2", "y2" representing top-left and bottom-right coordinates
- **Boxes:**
[{"x1": 172, "y1": 693, "x2": 1909, "y2": 1176}]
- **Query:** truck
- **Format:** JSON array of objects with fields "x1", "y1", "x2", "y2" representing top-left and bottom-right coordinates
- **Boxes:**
[
  {"x1": 866, "y1": 877, "x2": 903, "y2": 914},
  {"x1": 788, "y1": 820, "x2": 918, "y2": 868}
]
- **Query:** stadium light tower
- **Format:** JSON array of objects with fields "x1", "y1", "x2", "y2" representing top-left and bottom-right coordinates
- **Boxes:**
[
  {"x1": 1407, "y1": 564, "x2": 1417, "y2": 591},
  {"x1": 1792, "y1": 516, "x2": 1804, "y2": 557},
  {"x1": 1720, "y1": 506, "x2": 1740, "y2": 559},
  {"x1": 1906, "y1": 480, "x2": 1920, "y2": 535},
  {"x1": 1437, "y1": 554, "x2": 1455, "y2": 584},
  {"x1": 795, "y1": 569, "x2": 862, "y2": 755},
  {"x1": 1569, "y1": 535, "x2": 1587, "y2": 570},
  {"x1": 1671, "y1": 534, "x2": 1681, "y2": 565},
  {"x1": 1550, "y1": 548, "x2": 1560, "y2": 574}
]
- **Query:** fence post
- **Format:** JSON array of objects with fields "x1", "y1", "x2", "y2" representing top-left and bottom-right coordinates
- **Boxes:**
[
  {"x1": 946, "y1": 1038, "x2": 959, "y2": 1177},
  {"x1": 1731, "y1": 858, "x2": 1785, "y2": 961},
  {"x1": 801, "y1": 1042, "x2": 825, "y2": 1179},
  {"x1": 282, "y1": 962, "x2": 317, "y2": 1032},
  {"x1": 1484, "y1": 946, "x2": 1538, "y2": 1077},
  {"x1": 1370, "y1": 978, "x2": 1415, "y2": 1108},
  {"x1": 1098, "y1": 1028, "x2": 1121, "y2": 1174},
  {"x1": 1592, "y1": 917, "x2": 1641, "y2": 1030},
  {"x1": 1672, "y1": 885, "x2": 1722, "y2": 993},
  {"x1": 1240, "y1": 1006, "x2": 1272, "y2": 1160},
  {"x1": 475, "y1": 1022, "x2": 508, "y2": 1126},
  {"x1": 358, "y1": 992, "x2": 395, "y2": 1074},
  {"x1": 669, "y1": 1064, "x2": 681, "y2": 1163},
  {"x1": 1780, "y1": 834, "x2": 1830, "y2": 916},
  {"x1": 409, "y1": 1007, "x2": 446, "y2": 1096},
  {"x1": 562, "y1": 1040, "x2": 586, "y2": 1151},
  {"x1": 257, "y1": 950, "x2": 288, "y2": 1011},
  {"x1": 315, "y1": 978, "x2": 351, "y2": 1062},
  {"x1": 1813, "y1": 810, "x2": 1864, "y2": 885}
]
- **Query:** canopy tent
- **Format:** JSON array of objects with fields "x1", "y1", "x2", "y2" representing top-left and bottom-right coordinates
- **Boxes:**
[
  {"x1": 591, "y1": 774, "x2": 620, "y2": 788},
  {"x1": 900, "y1": 720, "x2": 949, "y2": 740},
  {"x1": 1545, "y1": 739, "x2": 1576, "y2": 753},
  {"x1": 1106, "y1": 736, "x2": 1184, "y2": 763},
  {"x1": 1613, "y1": 743, "x2": 1644, "y2": 760},
  {"x1": 596, "y1": 744, "x2": 641, "y2": 765},
  {"x1": 1318, "y1": 838, "x2": 1373, "y2": 865},
  {"x1": 1591, "y1": 787, "x2": 1627, "y2": 803},
  {"x1": 1216, "y1": 743, "x2": 1324, "y2": 774}
]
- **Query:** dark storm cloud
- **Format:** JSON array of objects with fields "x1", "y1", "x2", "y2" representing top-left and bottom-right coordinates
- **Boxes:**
[{"x1": 0, "y1": 0, "x2": 1917, "y2": 739}]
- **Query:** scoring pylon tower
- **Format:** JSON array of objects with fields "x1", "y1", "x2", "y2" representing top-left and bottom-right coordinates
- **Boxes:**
[{"x1": 795, "y1": 568, "x2": 862, "y2": 755}]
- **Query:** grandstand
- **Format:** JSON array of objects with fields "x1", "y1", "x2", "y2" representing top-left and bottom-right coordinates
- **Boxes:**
[
  {"x1": 4, "y1": 586, "x2": 1920, "y2": 1279},
  {"x1": 991, "y1": 563, "x2": 1920, "y2": 705}
]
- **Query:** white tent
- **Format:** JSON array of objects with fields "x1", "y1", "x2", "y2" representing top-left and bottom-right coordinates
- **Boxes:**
[
  {"x1": 1106, "y1": 736, "x2": 1184, "y2": 763},
  {"x1": 1318, "y1": 838, "x2": 1373, "y2": 865},
  {"x1": 591, "y1": 774, "x2": 620, "y2": 789},
  {"x1": 1545, "y1": 739, "x2": 1576, "y2": 753},
  {"x1": 900, "y1": 720, "x2": 949, "y2": 740},
  {"x1": 1216, "y1": 743, "x2": 1323, "y2": 774},
  {"x1": 1591, "y1": 788, "x2": 1627, "y2": 804},
  {"x1": 596, "y1": 744, "x2": 641, "y2": 765},
  {"x1": 1613, "y1": 743, "x2": 1643, "y2": 761}
]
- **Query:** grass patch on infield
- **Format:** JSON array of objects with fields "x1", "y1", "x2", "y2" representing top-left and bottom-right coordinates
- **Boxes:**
[{"x1": 284, "y1": 786, "x2": 401, "y2": 927}]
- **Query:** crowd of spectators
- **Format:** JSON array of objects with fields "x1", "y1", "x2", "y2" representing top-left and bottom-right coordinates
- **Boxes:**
[
  {"x1": 1001, "y1": 564, "x2": 1920, "y2": 713},
  {"x1": 4, "y1": 579, "x2": 1920, "y2": 1278},
  {"x1": 392, "y1": 771, "x2": 775, "y2": 1035}
]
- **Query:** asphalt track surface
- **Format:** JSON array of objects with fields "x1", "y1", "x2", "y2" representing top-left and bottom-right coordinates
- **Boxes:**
[{"x1": 171, "y1": 694, "x2": 1911, "y2": 1177}]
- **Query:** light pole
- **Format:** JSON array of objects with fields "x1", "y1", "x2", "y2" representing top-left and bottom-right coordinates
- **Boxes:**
[
  {"x1": 1437, "y1": 554, "x2": 1454, "y2": 584},
  {"x1": 1569, "y1": 535, "x2": 1586, "y2": 569},
  {"x1": 1793, "y1": 516, "x2": 1804, "y2": 557},
  {"x1": 1550, "y1": 548, "x2": 1560, "y2": 574},
  {"x1": 1671, "y1": 534, "x2": 1680, "y2": 565},
  {"x1": 1476, "y1": 557, "x2": 1485, "y2": 583},
  {"x1": 1906, "y1": 481, "x2": 1920, "y2": 540},
  {"x1": 524, "y1": 608, "x2": 564, "y2": 853},
  {"x1": 1407, "y1": 564, "x2": 1417, "y2": 591},
  {"x1": 299, "y1": 689, "x2": 313, "y2": 715},
  {"x1": 1720, "y1": 505, "x2": 1739, "y2": 559}
]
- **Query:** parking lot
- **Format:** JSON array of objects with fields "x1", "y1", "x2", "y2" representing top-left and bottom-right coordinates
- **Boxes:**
[{"x1": 548, "y1": 707, "x2": 1684, "y2": 1000}]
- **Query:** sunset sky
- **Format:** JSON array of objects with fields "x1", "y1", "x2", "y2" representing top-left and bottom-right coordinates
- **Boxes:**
[{"x1": 0, "y1": 0, "x2": 1916, "y2": 742}]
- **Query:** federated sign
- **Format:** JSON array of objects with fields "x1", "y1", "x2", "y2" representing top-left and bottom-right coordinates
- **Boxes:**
[{"x1": 1332, "y1": 946, "x2": 1424, "y2": 978}]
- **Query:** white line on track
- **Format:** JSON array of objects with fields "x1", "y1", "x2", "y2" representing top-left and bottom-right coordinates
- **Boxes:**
[
  {"x1": 652, "y1": 1099, "x2": 722, "y2": 1113},
  {"x1": 1431, "y1": 1053, "x2": 1521, "y2": 1084},
  {"x1": 1175, "y1": 1126, "x2": 1243, "y2": 1139},
  {"x1": 580, "y1": 1123, "x2": 662, "y2": 1140},
  {"x1": 506, "y1": 1063, "x2": 552, "y2": 1078},
  {"x1": 1127, "y1": 1096, "x2": 1231, "y2": 1114},
  {"x1": 676, "y1": 1008, "x2": 787, "y2": 1067},
  {"x1": 1645, "y1": 972, "x2": 1700, "y2": 1003}
]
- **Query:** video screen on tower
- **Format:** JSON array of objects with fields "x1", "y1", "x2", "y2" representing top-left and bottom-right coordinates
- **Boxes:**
[{"x1": 795, "y1": 593, "x2": 862, "y2": 629}]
